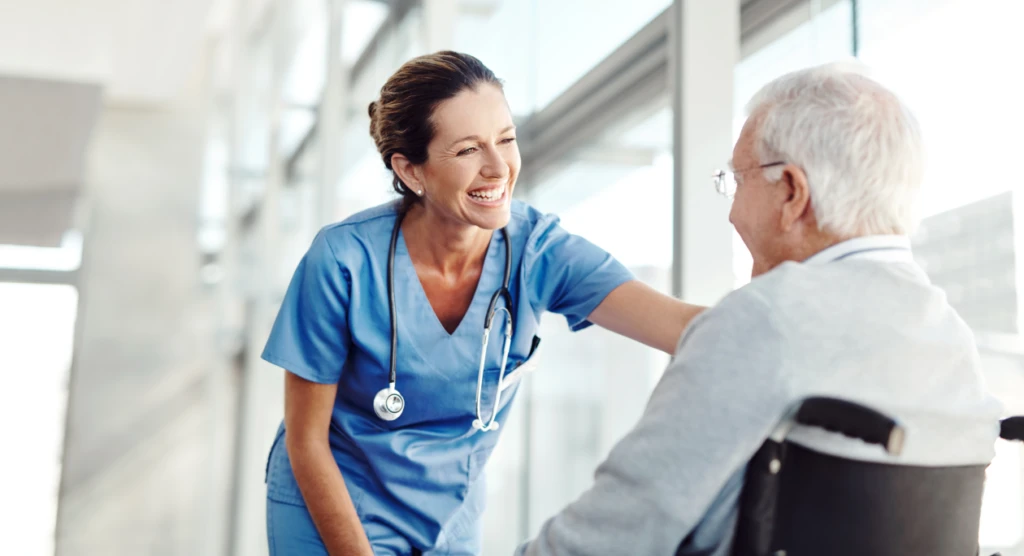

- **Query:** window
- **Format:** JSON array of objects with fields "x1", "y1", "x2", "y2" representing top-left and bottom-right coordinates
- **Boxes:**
[
  {"x1": 860, "y1": 0, "x2": 1024, "y2": 551},
  {"x1": 731, "y1": 0, "x2": 853, "y2": 285},
  {"x1": 454, "y1": 0, "x2": 672, "y2": 116},
  {"x1": 0, "y1": 283, "x2": 77, "y2": 556}
]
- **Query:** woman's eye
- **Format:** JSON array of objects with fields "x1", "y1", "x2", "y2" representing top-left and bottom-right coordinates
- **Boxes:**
[
  {"x1": 457, "y1": 147, "x2": 477, "y2": 156},
  {"x1": 501, "y1": 137, "x2": 517, "y2": 145}
]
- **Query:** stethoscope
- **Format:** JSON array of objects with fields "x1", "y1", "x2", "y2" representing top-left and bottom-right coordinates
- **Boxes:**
[{"x1": 373, "y1": 209, "x2": 515, "y2": 432}]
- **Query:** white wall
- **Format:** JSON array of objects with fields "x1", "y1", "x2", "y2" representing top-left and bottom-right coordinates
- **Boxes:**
[{"x1": 55, "y1": 54, "x2": 234, "y2": 556}]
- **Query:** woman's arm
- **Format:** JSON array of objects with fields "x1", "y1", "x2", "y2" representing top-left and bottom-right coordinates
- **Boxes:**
[
  {"x1": 587, "y1": 280, "x2": 706, "y2": 354},
  {"x1": 284, "y1": 372, "x2": 374, "y2": 556}
]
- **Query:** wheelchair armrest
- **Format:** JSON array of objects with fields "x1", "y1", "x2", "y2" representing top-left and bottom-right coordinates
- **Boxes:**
[
  {"x1": 795, "y1": 397, "x2": 905, "y2": 455},
  {"x1": 1001, "y1": 417, "x2": 1024, "y2": 442}
]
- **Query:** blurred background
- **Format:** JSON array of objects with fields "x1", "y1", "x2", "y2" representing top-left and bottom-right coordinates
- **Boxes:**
[{"x1": 0, "y1": 0, "x2": 1022, "y2": 554}]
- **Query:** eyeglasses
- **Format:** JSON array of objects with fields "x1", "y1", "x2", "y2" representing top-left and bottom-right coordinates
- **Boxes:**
[{"x1": 712, "y1": 161, "x2": 786, "y2": 198}]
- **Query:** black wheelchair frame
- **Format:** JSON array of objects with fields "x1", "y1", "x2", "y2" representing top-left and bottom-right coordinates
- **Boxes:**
[{"x1": 726, "y1": 397, "x2": 1024, "y2": 556}]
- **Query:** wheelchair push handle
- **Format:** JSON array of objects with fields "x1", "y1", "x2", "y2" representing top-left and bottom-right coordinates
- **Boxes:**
[
  {"x1": 796, "y1": 397, "x2": 905, "y2": 456},
  {"x1": 1002, "y1": 416, "x2": 1024, "y2": 442}
]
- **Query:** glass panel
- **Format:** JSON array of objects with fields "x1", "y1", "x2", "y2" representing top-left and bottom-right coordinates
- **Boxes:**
[
  {"x1": 282, "y1": 0, "x2": 328, "y2": 108},
  {"x1": 731, "y1": 0, "x2": 853, "y2": 286},
  {"x1": 526, "y1": 101, "x2": 673, "y2": 526},
  {"x1": 235, "y1": 29, "x2": 276, "y2": 213},
  {"x1": 454, "y1": 0, "x2": 536, "y2": 117},
  {"x1": 859, "y1": 1, "x2": 1024, "y2": 552},
  {"x1": 532, "y1": 103, "x2": 674, "y2": 275},
  {"x1": 0, "y1": 283, "x2": 77, "y2": 556},
  {"x1": 455, "y1": 0, "x2": 671, "y2": 116},
  {"x1": 342, "y1": 1, "x2": 391, "y2": 68},
  {"x1": 978, "y1": 349, "x2": 1024, "y2": 551},
  {"x1": 338, "y1": 7, "x2": 426, "y2": 221},
  {"x1": 532, "y1": 0, "x2": 671, "y2": 109},
  {"x1": 860, "y1": 0, "x2": 1024, "y2": 218}
]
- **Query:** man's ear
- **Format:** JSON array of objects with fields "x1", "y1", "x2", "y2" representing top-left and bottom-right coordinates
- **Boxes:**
[
  {"x1": 391, "y1": 153, "x2": 424, "y2": 193},
  {"x1": 778, "y1": 164, "x2": 811, "y2": 232}
]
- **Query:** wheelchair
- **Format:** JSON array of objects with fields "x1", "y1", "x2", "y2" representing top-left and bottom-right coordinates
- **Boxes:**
[{"x1": 727, "y1": 397, "x2": 1024, "y2": 556}]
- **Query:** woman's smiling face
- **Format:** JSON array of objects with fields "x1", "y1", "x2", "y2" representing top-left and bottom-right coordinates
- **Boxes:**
[{"x1": 414, "y1": 83, "x2": 521, "y2": 230}]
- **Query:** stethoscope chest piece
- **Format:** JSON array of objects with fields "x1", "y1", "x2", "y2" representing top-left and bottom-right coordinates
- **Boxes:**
[{"x1": 374, "y1": 384, "x2": 405, "y2": 421}]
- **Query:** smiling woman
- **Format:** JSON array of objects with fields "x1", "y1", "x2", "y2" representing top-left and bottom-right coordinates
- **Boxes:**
[
  {"x1": 260, "y1": 50, "x2": 705, "y2": 556},
  {"x1": 368, "y1": 52, "x2": 514, "y2": 213},
  {"x1": 390, "y1": 83, "x2": 519, "y2": 234}
]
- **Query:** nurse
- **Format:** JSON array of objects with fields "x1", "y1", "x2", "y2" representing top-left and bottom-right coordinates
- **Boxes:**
[{"x1": 262, "y1": 50, "x2": 705, "y2": 555}]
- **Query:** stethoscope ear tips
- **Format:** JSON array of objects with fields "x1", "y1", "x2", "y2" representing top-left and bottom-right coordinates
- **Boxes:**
[
  {"x1": 373, "y1": 386, "x2": 405, "y2": 421},
  {"x1": 472, "y1": 419, "x2": 499, "y2": 432}
]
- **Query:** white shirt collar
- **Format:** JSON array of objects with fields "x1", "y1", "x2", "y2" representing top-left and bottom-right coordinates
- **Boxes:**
[{"x1": 803, "y1": 235, "x2": 914, "y2": 265}]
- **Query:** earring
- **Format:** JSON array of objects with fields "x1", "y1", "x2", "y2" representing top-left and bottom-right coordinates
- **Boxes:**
[{"x1": 417, "y1": 189, "x2": 424, "y2": 196}]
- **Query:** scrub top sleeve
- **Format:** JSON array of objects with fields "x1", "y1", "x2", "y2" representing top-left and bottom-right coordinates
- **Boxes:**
[
  {"x1": 524, "y1": 214, "x2": 634, "y2": 332},
  {"x1": 261, "y1": 230, "x2": 352, "y2": 384}
]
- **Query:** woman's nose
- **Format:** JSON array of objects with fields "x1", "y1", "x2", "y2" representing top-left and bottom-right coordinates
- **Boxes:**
[{"x1": 481, "y1": 147, "x2": 510, "y2": 180}]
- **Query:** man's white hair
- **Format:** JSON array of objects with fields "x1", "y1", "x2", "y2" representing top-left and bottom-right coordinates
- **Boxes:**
[{"x1": 746, "y1": 61, "x2": 925, "y2": 237}]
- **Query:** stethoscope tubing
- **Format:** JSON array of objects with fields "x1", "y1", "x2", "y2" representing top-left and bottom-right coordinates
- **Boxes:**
[{"x1": 381, "y1": 206, "x2": 514, "y2": 428}]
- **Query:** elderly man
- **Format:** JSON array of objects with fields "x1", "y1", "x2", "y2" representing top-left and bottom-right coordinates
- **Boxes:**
[{"x1": 514, "y1": 63, "x2": 1003, "y2": 556}]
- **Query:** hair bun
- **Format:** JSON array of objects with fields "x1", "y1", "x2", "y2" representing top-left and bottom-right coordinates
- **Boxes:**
[{"x1": 367, "y1": 101, "x2": 380, "y2": 142}]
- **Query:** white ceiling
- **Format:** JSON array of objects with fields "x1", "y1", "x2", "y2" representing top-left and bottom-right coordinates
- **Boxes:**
[
  {"x1": 0, "y1": 0, "x2": 218, "y2": 105},
  {"x1": 0, "y1": 76, "x2": 102, "y2": 191}
]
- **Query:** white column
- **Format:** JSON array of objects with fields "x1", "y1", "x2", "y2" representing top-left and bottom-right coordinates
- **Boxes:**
[
  {"x1": 1015, "y1": 190, "x2": 1024, "y2": 337},
  {"x1": 670, "y1": 0, "x2": 740, "y2": 305},
  {"x1": 318, "y1": 0, "x2": 347, "y2": 227},
  {"x1": 231, "y1": 1, "x2": 291, "y2": 554},
  {"x1": 422, "y1": 0, "x2": 458, "y2": 52}
]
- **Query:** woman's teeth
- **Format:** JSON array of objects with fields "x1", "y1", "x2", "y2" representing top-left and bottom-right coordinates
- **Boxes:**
[{"x1": 469, "y1": 188, "x2": 504, "y2": 201}]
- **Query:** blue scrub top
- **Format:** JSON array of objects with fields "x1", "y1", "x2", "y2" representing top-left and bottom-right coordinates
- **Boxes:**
[{"x1": 262, "y1": 199, "x2": 633, "y2": 553}]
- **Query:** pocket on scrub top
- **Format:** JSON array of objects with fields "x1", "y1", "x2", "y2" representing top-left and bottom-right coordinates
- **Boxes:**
[{"x1": 498, "y1": 336, "x2": 542, "y2": 394}]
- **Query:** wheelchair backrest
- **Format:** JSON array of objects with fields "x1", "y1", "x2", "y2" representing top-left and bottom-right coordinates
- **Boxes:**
[{"x1": 728, "y1": 397, "x2": 1018, "y2": 556}]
